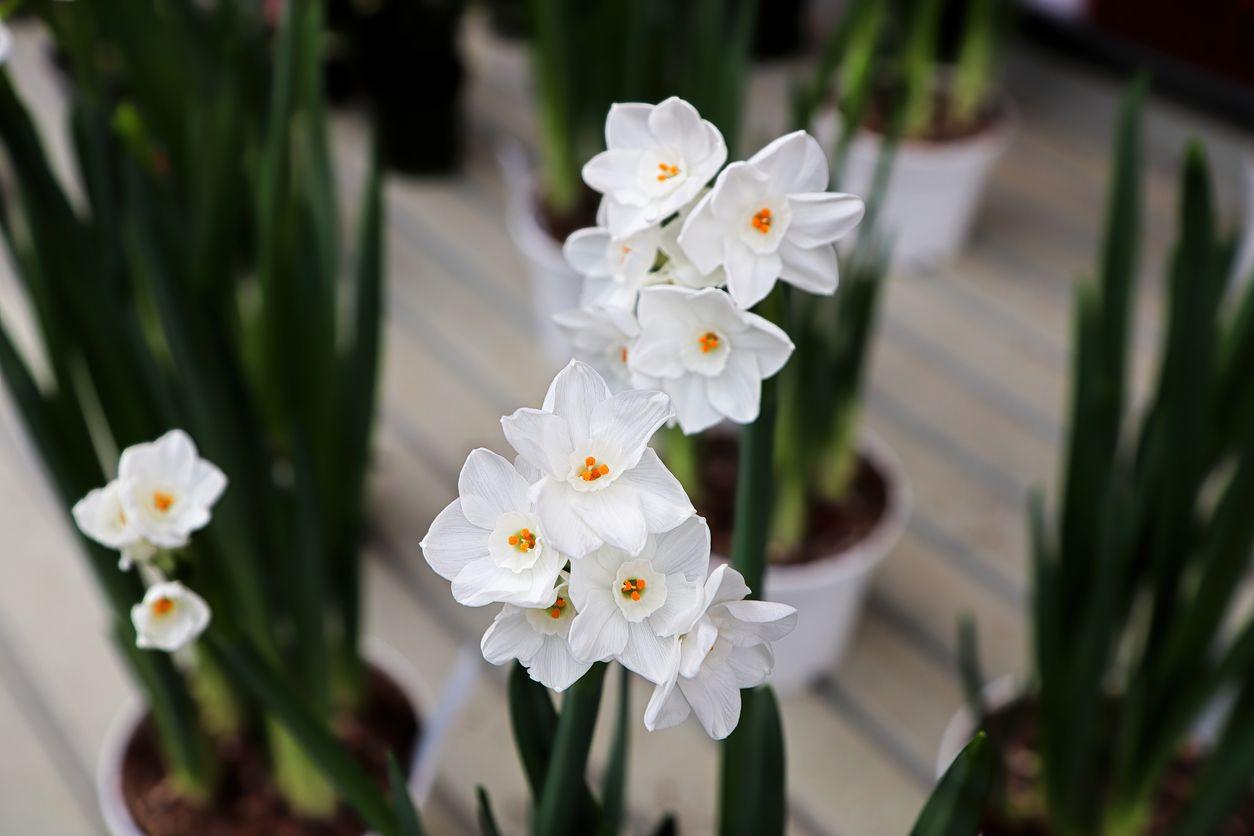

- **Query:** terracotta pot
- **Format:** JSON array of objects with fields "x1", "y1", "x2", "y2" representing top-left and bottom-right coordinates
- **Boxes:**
[
  {"x1": 815, "y1": 95, "x2": 1014, "y2": 271},
  {"x1": 500, "y1": 142, "x2": 584, "y2": 368},
  {"x1": 97, "y1": 638, "x2": 435, "y2": 836}
]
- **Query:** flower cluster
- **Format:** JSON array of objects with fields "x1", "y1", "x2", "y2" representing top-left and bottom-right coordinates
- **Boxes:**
[
  {"x1": 73, "y1": 430, "x2": 224, "y2": 652},
  {"x1": 421, "y1": 361, "x2": 797, "y2": 739},
  {"x1": 556, "y1": 96, "x2": 865, "y2": 434}
]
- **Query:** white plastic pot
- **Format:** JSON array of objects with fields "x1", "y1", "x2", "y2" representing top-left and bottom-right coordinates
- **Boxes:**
[
  {"x1": 97, "y1": 639, "x2": 435, "y2": 836},
  {"x1": 817, "y1": 104, "x2": 1013, "y2": 271},
  {"x1": 756, "y1": 433, "x2": 910, "y2": 696},
  {"x1": 500, "y1": 143, "x2": 584, "y2": 368}
]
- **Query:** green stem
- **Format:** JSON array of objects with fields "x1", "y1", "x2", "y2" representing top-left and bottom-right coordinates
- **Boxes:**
[
  {"x1": 730, "y1": 290, "x2": 784, "y2": 596},
  {"x1": 188, "y1": 647, "x2": 244, "y2": 739},
  {"x1": 270, "y1": 721, "x2": 338, "y2": 820},
  {"x1": 661, "y1": 425, "x2": 702, "y2": 505}
]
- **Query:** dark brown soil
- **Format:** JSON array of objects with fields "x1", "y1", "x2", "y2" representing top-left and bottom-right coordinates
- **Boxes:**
[
  {"x1": 694, "y1": 435, "x2": 889, "y2": 566},
  {"x1": 861, "y1": 85, "x2": 1004, "y2": 144},
  {"x1": 979, "y1": 697, "x2": 1254, "y2": 835},
  {"x1": 121, "y1": 668, "x2": 421, "y2": 836},
  {"x1": 537, "y1": 185, "x2": 600, "y2": 245}
]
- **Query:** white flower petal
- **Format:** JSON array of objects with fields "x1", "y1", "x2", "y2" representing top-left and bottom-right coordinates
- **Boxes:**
[
  {"x1": 629, "y1": 327, "x2": 686, "y2": 380},
  {"x1": 583, "y1": 148, "x2": 645, "y2": 199},
  {"x1": 614, "y1": 449, "x2": 695, "y2": 535},
  {"x1": 676, "y1": 193, "x2": 724, "y2": 275},
  {"x1": 481, "y1": 605, "x2": 546, "y2": 665},
  {"x1": 748, "y1": 130, "x2": 829, "y2": 194},
  {"x1": 605, "y1": 102, "x2": 656, "y2": 149},
  {"x1": 648, "y1": 576, "x2": 703, "y2": 638},
  {"x1": 543, "y1": 361, "x2": 611, "y2": 448},
  {"x1": 706, "y1": 351, "x2": 762, "y2": 423},
  {"x1": 648, "y1": 97, "x2": 707, "y2": 155},
  {"x1": 787, "y1": 192, "x2": 865, "y2": 249},
  {"x1": 723, "y1": 240, "x2": 781, "y2": 310},
  {"x1": 704, "y1": 563, "x2": 752, "y2": 607},
  {"x1": 709, "y1": 163, "x2": 769, "y2": 222},
  {"x1": 588, "y1": 388, "x2": 673, "y2": 468},
  {"x1": 567, "y1": 592, "x2": 630, "y2": 662},
  {"x1": 571, "y1": 486, "x2": 650, "y2": 555},
  {"x1": 665, "y1": 375, "x2": 726, "y2": 434},
  {"x1": 648, "y1": 515, "x2": 709, "y2": 577},
  {"x1": 529, "y1": 634, "x2": 593, "y2": 692},
  {"x1": 563, "y1": 227, "x2": 614, "y2": 277},
  {"x1": 718, "y1": 600, "x2": 799, "y2": 646},
  {"x1": 501, "y1": 408, "x2": 573, "y2": 478},
  {"x1": 420, "y1": 499, "x2": 487, "y2": 581},
  {"x1": 644, "y1": 674, "x2": 692, "y2": 732},
  {"x1": 617, "y1": 621, "x2": 681, "y2": 683},
  {"x1": 679, "y1": 657, "x2": 743, "y2": 740},
  {"x1": 726, "y1": 643, "x2": 775, "y2": 689},
  {"x1": 736, "y1": 313, "x2": 794, "y2": 378},
  {"x1": 457, "y1": 448, "x2": 530, "y2": 528},
  {"x1": 778, "y1": 239, "x2": 839, "y2": 296},
  {"x1": 533, "y1": 478, "x2": 604, "y2": 558}
]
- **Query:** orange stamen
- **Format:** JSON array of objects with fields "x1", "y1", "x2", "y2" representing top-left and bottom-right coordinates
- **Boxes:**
[
  {"x1": 751, "y1": 207, "x2": 773, "y2": 234},
  {"x1": 579, "y1": 456, "x2": 610, "y2": 482},
  {"x1": 152, "y1": 597, "x2": 174, "y2": 616},
  {"x1": 655, "y1": 162, "x2": 680, "y2": 182},
  {"x1": 698, "y1": 332, "x2": 721, "y2": 353},
  {"x1": 152, "y1": 491, "x2": 174, "y2": 512}
]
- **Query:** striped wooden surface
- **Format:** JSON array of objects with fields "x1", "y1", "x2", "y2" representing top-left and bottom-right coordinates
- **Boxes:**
[{"x1": 0, "y1": 15, "x2": 1249, "y2": 836}]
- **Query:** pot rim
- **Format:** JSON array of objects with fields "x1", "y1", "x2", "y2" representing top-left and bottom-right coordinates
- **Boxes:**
[
  {"x1": 96, "y1": 636, "x2": 436, "y2": 836},
  {"x1": 711, "y1": 430, "x2": 911, "y2": 590},
  {"x1": 934, "y1": 673, "x2": 1022, "y2": 779},
  {"x1": 826, "y1": 97, "x2": 1017, "y2": 159}
]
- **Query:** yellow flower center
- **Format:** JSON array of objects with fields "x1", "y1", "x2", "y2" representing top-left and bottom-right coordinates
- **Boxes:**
[
  {"x1": 656, "y1": 162, "x2": 680, "y2": 182},
  {"x1": 151, "y1": 597, "x2": 175, "y2": 617},
  {"x1": 620, "y1": 577, "x2": 646, "y2": 601},
  {"x1": 751, "y1": 207, "x2": 773, "y2": 234},
  {"x1": 579, "y1": 456, "x2": 611, "y2": 482},
  {"x1": 152, "y1": 491, "x2": 175, "y2": 512},
  {"x1": 698, "y1": 332, "x2": 721, "y2": 353},
  {"x1": 507, "y1": 528, "x2": 537, "y2": 553},
  {"x1": 548, "y1": 596, "x2": 568, "y2": 620}
]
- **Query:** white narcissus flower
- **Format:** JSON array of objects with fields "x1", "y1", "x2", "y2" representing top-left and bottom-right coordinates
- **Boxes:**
[
  {"x1": 644, "y1": 564, "x2": 797, "y2": 739},
  {"x1": 653, "y1": 214, "x2": 724, "y2": 291},
  {"x1": 501, "y1": 361, "x2": 694, "y2": 559},
  {"x1": 131, "y1": 581, "x2": 212, "y2": 652},
  {"x1": 0, "y1": 21, "x2": 11, "y2": 67},
  {"x1": 563, "y1": 221, "x2": 664, "y2": 310},
  {"x1": 421, "y1": 449, "x2": 566, "y2": 608},
  {"x1": 679, "y1": 130, "x2": 865, "y2": 309},
  {"x1": 480, "y1": 577, "x2": 592, "y2": 692},
  {"x1": 117, "y1": 430, "x2": 227, "y2": 549},
  {"x1": 631, "y1": 286, "x2": 794, "y2": 434},
  {"x1": 583, "y1": 97, "x2": 727, "y2": 238},
  {"x1": 72, "y1": 480, "x2": 158, "y2": 570},
  {"x1": 568, "y1": 516, "x2": 711, "y2": 683},
  {"x1": 553, "y1": 305, "x2": 647, "y2": 392}
]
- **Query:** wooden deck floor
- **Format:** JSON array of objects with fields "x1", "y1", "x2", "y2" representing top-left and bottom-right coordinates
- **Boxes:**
[{"x1": 0, "y1": 16, "x2": 1250, "y2": 835}]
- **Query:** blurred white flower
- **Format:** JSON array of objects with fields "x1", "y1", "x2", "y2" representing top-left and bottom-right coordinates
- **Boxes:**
[
  {"x1": 583, "y1": 97, "x2": 727, "y2": 238},
  {"x1": 568, "y1": 516, "x2": 710, "y2": 683},
  {"x1": 0, "y1": 21, "x2": 11, "y2": 67},
  {"x1": 653, "y1": 215, "x2": 725, "y2": 291},
  {"x1": 563, "y1": 221, "x2": 664, "y2": 310},
  {"x1": 131, "y1": 581, "x2": 211, "y2": 652},
  {"x1": 632, "y1": 286, "x2": 793, "y2": 433},
  {"x1": 117, "y1": 430, "x2": 227, "y2": 549},
  {"x1": 501, "y1": 361, "x2": 693, "y2": 558},
  {"x1": 480, "y1": 577, "x2": 592, "y2": 692},
  {"x1": 552, "y1": 304, "x2": 648, "y2": 393},
  {"x1": 421, "y1": 449, "x2": 567, "y2": 608},
  {"x1": 72, "y1": 480, "x2": 158, "y2": 570},
  {"x1": 679, "y1": 131, "x2": 864, "y2": 309},
  {"x1": 644, "y1": 564, "x2": 797, "y2": 739}
]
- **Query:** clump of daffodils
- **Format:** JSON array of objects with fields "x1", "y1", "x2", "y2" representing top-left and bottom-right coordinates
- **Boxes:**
[
  {"x1": 557, "y1": 96, "x2": 865, "y2": 434},
  {"x1": 421, "y1": 361, "x2": 797, "y2": 739},
  {"x1": 73, "y1": 430, "x2": 225, "y2": 653}
]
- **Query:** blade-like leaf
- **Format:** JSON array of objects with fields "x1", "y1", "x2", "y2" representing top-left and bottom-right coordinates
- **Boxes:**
[
  {"x1": 388, "y1": 753, "x2": 426, "y2": 836},
  {"x1": 536, "y1": 662, "x2": 608, "y2": 835},
  {"x1": 477, "y1": 786, "x2": 503, "y2": 836},
  {"x1": 909, "y1": 732, "x2": 997, "y2": 836},
  {"x1": 597, "y1": 664, "x2": 631, "y2": 836},
  {"x1": 720, "y1": 686, "x2": 786, "y2": 836}
]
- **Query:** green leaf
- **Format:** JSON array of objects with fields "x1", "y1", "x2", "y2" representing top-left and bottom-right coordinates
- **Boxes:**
[
  {"x1": 719, "y1": 686, "x2": 786, "y2": 836},
  {"x1": 205, "y1": 630, "x2": 396, "y2": 835},
  {"x1": 477, "y1": 786, "x2": 503, "y2": 836},
  {"x1": 597, "y1": 664, "x2": 631, "y2": 836},
  {"x1": 1174, "y1": 682, "x2": 1254, "y2": 836},
  {"x1": 388, "y1": 753, "x2": 426, "y2": 836},
  {"x1": 651, "y1": 813, "x2": 678, "y2": 836},
  {"x1": 535, "y1": 662, "x2": 608, "y2": 835},
  {"x1": 956, "y1": 615, "x2": 986, "y2": 725},
  {"x1": 909, "y1": 732, "x2": 996, "y2": 836}
]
